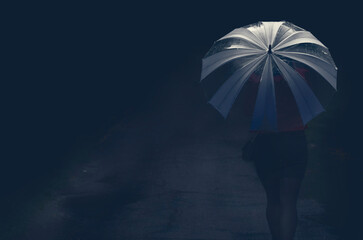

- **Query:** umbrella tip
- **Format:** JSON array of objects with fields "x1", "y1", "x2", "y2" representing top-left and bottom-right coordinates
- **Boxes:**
[{"x1": 268, "y1": 44, "x2": 272, "y2": 54}]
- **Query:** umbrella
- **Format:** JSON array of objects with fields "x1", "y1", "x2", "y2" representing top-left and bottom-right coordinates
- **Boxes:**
[{"x1": 200, "y1": 21, "x2": 337, "y2": 131}]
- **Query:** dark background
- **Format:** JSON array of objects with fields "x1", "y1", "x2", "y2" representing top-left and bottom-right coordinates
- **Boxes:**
[{"x1": 2, "y1": 2, "x2": 362, "y2": 239}]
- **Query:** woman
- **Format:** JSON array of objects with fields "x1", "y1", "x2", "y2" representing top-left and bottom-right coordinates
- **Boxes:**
[{"x1": 245, "y1": 67, "x2": 309, "y2": 240}]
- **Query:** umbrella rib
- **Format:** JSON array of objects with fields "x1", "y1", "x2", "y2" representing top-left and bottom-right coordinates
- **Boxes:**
[
  {"x1": 245, "y1": 27, "x2": 268, "y2": 50},
  {"x1": 225, "y1": 45, "x2": 259, "y2": 50},
  {"x1": 275, "y1": 51, "x2": 337, "y2": 89},
  {"x1": 218, "y1": 27, "x2": 267, "y2": 50},
  {"x1": 272, "y1": 55, "x2": 325, "y2": 125},
  {"x1": 201, "y1": 49, "x2": 264, "y2": 81},
  {"x1": 209, "y1": 54, "x2": 267, "y2": 118},
  {"x1": 262, "y1": 21, "x2": 284, "y2": 47},
  {"x1": 250, "y1": 55, "x2": 277, "y2": 131},
  {"x1": 270, "y1": 22, "x2": 285, "y2": 48},
  {"x1": 275, "y1": 50, "x2": 335, "y2": 66},
  {"x1": 273, "y1": 31, "x2": 326, "y2": 51},
  {"x1": 272, "y1": 25, "x2": 292, "y2": 48}
]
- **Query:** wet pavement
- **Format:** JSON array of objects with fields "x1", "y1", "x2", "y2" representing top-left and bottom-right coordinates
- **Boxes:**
[{"x1": 16, "y1": 112, "x2": 339, "y2": 240}]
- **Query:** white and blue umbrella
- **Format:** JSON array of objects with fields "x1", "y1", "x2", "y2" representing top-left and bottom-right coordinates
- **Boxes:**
[{"x1": 201, "y1": 21, "x2": 337, "y2": 131}]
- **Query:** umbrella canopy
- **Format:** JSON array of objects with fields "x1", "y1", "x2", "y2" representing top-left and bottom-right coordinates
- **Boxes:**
[{"x1": 200, "y1": 21, "x2": 337, "y2": 131}]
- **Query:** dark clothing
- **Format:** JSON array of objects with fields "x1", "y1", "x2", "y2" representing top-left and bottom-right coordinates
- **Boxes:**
[{"x1": 251, "y1": 130, "x2": 308, "y2": 181}]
